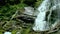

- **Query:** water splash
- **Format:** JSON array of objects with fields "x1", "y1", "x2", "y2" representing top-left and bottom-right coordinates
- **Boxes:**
[
  {"x1": 4, "y1": 32, "x2": 11, "y2": 34},
  {"x1": 33, "y1": 0, "x2": 51, "y2": 31},
  {"x1": 33, "y1": 0, "x2": 60, "y2": 31}
]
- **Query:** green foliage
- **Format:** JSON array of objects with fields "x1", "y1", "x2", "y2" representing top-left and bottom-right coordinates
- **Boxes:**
[
  {"x1": 0, "y1": 0, "x2": 44, "y2": 34},
  {"x1": 0, "y1": 0, "x2": 43, "y2": 20},
  {"x1": 0, "y1": 3, "x2": 27, "y2": 21},
  {"x1": 0, "y1": 29, "x2": 4, "y2": 34},
  {"x1": 12, "y1": 30, "x2": 18, "y2": 34},
  {"x1": 35, "y1": 0, "x2": 43, "y2": 7},
  {"x1": 21, "y1": 28, "x2": 30, "y2": 34}
]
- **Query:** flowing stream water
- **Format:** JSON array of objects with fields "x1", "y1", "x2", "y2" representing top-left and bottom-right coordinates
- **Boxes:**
[
  {"x1": 33, "y1": 0, "x2": 60, "y2": 31},
  {"x1": 33, "y1": 0, "x2": 51, "y2": 31}
]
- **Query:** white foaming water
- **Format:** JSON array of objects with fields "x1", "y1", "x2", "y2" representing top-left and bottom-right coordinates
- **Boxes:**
[
  {"x1": 4, "y1": 32, "x2": 11, "y2": 34},
  {"x1": 33, "y1": 0, "x2": 51, "y2": 31}
]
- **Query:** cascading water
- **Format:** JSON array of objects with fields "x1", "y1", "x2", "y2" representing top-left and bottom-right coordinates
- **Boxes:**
[
  {"x1": 50, "y1": 0, "x2": 60, "y2": 28},
  {"x1": 33, "y1": 0, "x2": 51, "y2": 31},
  {"x1": 33, "y1": 0, "x2": 60, "y2": 31}
]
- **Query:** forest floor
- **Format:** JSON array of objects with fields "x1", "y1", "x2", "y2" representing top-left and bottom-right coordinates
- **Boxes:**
[{"x1": 0, "y1": 13, "x2": 60, "y2": 34}]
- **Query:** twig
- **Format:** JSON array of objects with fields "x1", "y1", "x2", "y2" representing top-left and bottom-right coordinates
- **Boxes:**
[{"x1": 10, "y1": 10, "x2": 18, "y2": 20}]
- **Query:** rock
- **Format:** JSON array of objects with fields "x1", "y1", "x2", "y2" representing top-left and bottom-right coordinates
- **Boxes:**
[
  {"x1": 24, "y1": 7, "x2": 34, "y2": 16},
  {"x1": 23, "y1": 6, "x2": 39, "y2": 16}
]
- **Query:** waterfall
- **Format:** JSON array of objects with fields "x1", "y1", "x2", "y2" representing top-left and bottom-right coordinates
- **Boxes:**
[
  {"x1": 33, "y1": 0, "x2": 51, "y2": 31},
  {"x1": 33, "y1": 0, "x2": 60, "y2": 31}
]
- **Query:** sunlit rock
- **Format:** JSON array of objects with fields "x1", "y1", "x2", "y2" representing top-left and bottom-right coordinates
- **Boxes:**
[
  {"x1": 24, "y1": 7, "x2": 34, "y2": 15},
  {"x1": 24, "y1": 6, "x2": 39, "y2": 16}
]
